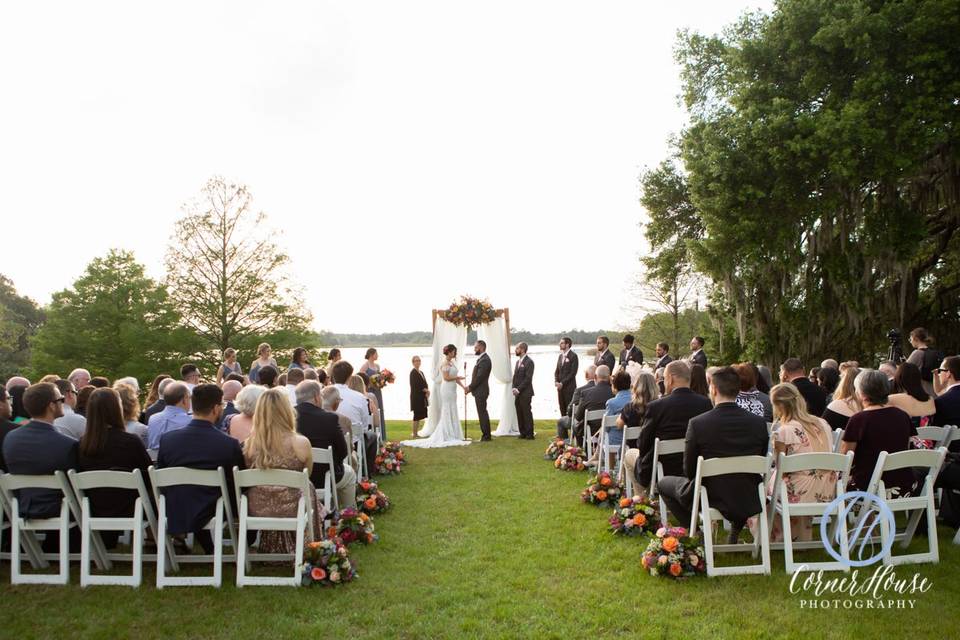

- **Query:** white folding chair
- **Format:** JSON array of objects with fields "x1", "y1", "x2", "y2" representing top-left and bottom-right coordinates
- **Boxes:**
[
  {"x1": 567, "y1": 403, "x2": 579, "y2": 446},
  {"x1": 618, "y1": 426, "x2": 642, "y2": 490},
  {"x1": 650, "y1": 438, "x2": 685, "y2": 526},
  {"x1": 352, "y1": 424, "x2": 368, "y2": 480},
  {"x1": 311, "y1": 446, "x2": 339, "y2": 516},
  {"x1": 0, "y1": 477, "x2": 45, "y2": 568},
  {"x1": 689, "y1": 454, "x2": 772, "y2": 577},
  {"x1": 233, "y1": 467, "x2": 312, "y2": 587},
  {"x1": 598, "y1": 415, "x2": 620, "y2": 473},
  {"x1": 832, "y1": 429, "x2": 844, "y2": 453},
  {"x1": 149, "y1": 466, "x2": 238, "y2": 588},
  {"x1": 916, "y1": 425, "x2": 953, "y2": 449},
  {"x1": 68, "y1": 468, "x2": 157, "y2": 587},
  {"x1": 582, "y1": 409, "x2": 605, "y2": 461},
  {"x1": 859, "y1": 447, "x2": 947, "y2": 566},
  {"x1": 767, "y1": 451, "x2": 853, "y2": 573}
]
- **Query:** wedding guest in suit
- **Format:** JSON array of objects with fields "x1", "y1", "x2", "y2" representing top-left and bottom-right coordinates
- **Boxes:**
[
  {"x1": 114, "y1": 382, "x2": 148, "y2": 447},
  {"x1": 557, "y1": 365, "x2": 596, "y2": 440},
  {"x1": 821, "y1": 359, "x2": 839, "y2": 371},
  {"x1": 249, "y1": 343, "x2": 278, "y2": 384},
  {"x1": 512, "y1": 342, "x2": 535, "y2": 439},
  {"x1": 624, "y1": 361, "x2": 713, "y2": 495},
  {"x1": 156, "y1": 383, "x2": 244, "y2": 553},
  {"x1": 2, "y1": 382, "x2": 79, "y2": 551},
  {"x1": 841, "y1": 369, "x2": 917, "y2": 496},
  {"x1": 594, "y1": 336, "x2": 616, "y2": 372},
  {"x1": 467, "y1": 341, "x2": 493, "y2": 441},
  {"x1": 733, "y1": 363, "x2": 773, "y2": 422},
  {"x1": 52, "y1": 379, "x2": 86, "y2": 440},
  {"x1": 224, "y1": 384, "x2": 265, "y2": 443},
  {"x1": 295, "y1": 381, "x2": 356, "y2": 510},
  {"x1": 688, "y1": 336, "x2": 708, "y2": 368},
  {"x1": 78, "y1": 387, "x2": 154, "y2": 548},
  {"x1": 907, "y1": 328, "x2": 942, "y2": 397},
  {"x1": 144, "y1": 376, "x2": 173, "y2": 422},
  {"x1": 618, "y1": 334, "x2": 644, "y2": 371},
  {"x1": 574, "y1": 365, "x2": 614, "y2": 448},
  {"x1": 554, "y1": 337, "x2": 579, "y2": 416},
  {"x1": 933, "y1": 356, "x2": 960, "y2": 450},
  {"x1": 822, "y1": 366, "x2": 861, "y2": 431},
  {"x1": 216, "y1": 348, "x2": 243, "y2": 385},
  {"x1": 654, "y1": 342, "x2": 673, "y2": 371},
  {"x1": 689, "y1": 364, "x2": 709, "y2": 397},
  {"x1": 657, "y1": 367, "x2": 768, "y2": 541},
  {"x1": 409, "y1": 355, "x2": 430, "y2": 437},
  {"x1": 66, "y1": 368, "x2": 91, "y2": 393},
  {"x1": 780, "y1": 358, "x2": 829, "y2": 417},
  {"x1": 147, "y1": 382, "x2": 192, "y2": 451},
  {"x1": 0, "y1": 387, "x2": 18, "y2": 471}
]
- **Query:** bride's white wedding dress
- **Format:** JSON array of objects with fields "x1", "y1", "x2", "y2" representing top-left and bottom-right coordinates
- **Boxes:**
[{"x1": 401, "y1": 361, "x2": 470, "y2": 448}]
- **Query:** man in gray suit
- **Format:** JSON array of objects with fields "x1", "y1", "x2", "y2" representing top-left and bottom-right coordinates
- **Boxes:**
[
  {"x1": 594, "y1": 336, "x2": 616, "y2": 372},
  {"x1": 466, "y1": 340, "x2": 493, "y2": 441}
]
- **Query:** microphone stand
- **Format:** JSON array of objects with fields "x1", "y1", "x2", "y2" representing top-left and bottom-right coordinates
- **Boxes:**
[{"x1": 463, "y1": 359, "x2": 469, "y2": 440}]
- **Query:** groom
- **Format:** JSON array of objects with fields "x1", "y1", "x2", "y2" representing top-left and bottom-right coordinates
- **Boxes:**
[{"x1": 465, "y1": 340, "x2": 492, "y2": 441}]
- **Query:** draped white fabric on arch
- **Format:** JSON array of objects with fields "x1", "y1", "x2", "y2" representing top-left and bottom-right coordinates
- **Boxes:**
[
  {"x1": 478, "y1": 317, "x2": 519, "y2": 437},
  {"x1": 420, "y1": 318, "x2": 467, "y2": 438}
]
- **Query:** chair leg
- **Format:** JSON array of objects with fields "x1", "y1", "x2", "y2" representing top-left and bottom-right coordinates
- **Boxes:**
[
  {"x1": 58, "y1": 502, "x2": 69, "y2": 585},
  {"x1": 132, "y1": 505, "x2": 144, "y2": 587},
  {"x1": 236, "y1": 500, "x2": 247, "y2": 588},
  {"x1": 80, "y1": 503, "x2": 92, "y2": 587},
  {"x1": 781, "y1": 505, "x2": 795, "y2": 573},
  {"x1": 213, "y1": 501, "x2": 224, "y2": 588}
]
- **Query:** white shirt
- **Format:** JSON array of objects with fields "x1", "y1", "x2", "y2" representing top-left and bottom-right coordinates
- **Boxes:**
[
  {"x1": 53, "y1": 405, "x2": 87, "y2": 440},
  {"x1": 285, "y1": 384, "x2": 298, "y2": 406},
  {"x1": 334, "y1": 384, "x2": 371, "y2": 430}
]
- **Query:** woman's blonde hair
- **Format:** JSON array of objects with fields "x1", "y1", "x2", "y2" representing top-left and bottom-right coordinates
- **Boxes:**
[
  {"x1": 245, "y1": 387, "x2": 297, "y2": 469},
  {"x1": 347, "y1": 374, "x2": 366, "y2": 395},
  {"x1": 770, "y1": 383, "x2": 829, "y2": 449},
  {"x1": 224, "y1": 347, "x2": 236, "y2": 359},
  {"x1": 630, "y1": 371, "x2": 660, "y2": 416},
  {"x1": 834, "y1": 366, "x2": 862, "y2": 410},
  {"x1": 257, "y1": 342, "x2": 271, "y2": 357},
  {"x1": 113, "y1": 382, "x2": 140, "y2": 422}
]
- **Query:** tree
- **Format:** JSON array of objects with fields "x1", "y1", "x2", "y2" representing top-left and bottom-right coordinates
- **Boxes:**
[
  {"x1": 29, "y1": 250, "x2": 191, "y2": 383},
  {"x1": 0, "y1": 275, "x2": 44, "y2": 382},
  {"x1": 164, "y1": 177, "x2": 315, "y2": 369}
]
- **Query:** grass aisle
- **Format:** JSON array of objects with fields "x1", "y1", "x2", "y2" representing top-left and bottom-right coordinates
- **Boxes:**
[{"x1": 1, "y1": 420, "x2": 959, "y2": 639}]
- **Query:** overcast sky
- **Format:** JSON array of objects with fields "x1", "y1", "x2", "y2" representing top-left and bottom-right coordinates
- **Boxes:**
[{"x1": 1, "y1": 0, "x2": 771, "y2": 334}]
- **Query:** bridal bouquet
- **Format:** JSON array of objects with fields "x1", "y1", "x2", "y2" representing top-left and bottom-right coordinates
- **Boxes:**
[
  {"x1": 554, "y1": 445, "x2": 586, "y2": 471},
  {"x1": 609, "y1": 495, "x2": 659, "y2": 536},
  {"x1": 374, "y1": 442, "x2": 405, "y2": 475},
  {"x1": 329, "y1": 507, "x2": 377, "y2": 546},
  {"x1": 641, "y1": 527, "x2": 706, "y2": 579},
  {"x1": 370, "y1": 369, "x2": 395, "y2": 390},
  {"x1": 301, "y1": 537, "x2": 357, "y2": 586},
  {"x1": 580, "y1": 471, "x2": 623, "y2": 506},
  {"x1": 356, "y1": 479, "x2": 391, "y2": 515},
  {"x1": 543, "y1": 437, "x2": 567, "y2": 460}
]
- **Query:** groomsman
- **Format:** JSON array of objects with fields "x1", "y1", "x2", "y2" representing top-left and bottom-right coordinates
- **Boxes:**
[
  {"x1": 594, "y1": 336, "x2": 615, "y2": 372},
  {"x1": 689, "y1": 336, "x2": 708, "y2": 368},
  {"x1": 654, "y1": 342, "x2": 673, "y2": 370},
  {"x1": 467, "y1": 341, "x2": 493, "y2": 441},
  {"x1": 512, "y1": 342, "x2": 535, "y2": 439},
  {"x1": 619, "y1": 335, "x2": 644, "y2": 371},
  {"x1": 554, "y1": 337, "x2": 579, "y2": 415}
]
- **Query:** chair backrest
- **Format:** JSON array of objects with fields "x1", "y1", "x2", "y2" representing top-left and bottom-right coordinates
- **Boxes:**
[
  {"x1": 233, "y1": 468, "x2": 310, "y2": 491},
  {"x1": 601, "y1": 415, "x2": 618, "y2": 428},
  {"x1": 0, "y1": 470, "x2": 80, "y2": 522},
  {"x1": 917, "y1": 425, "x2": 953, "y2": 447},
  {"x1": 584, "y1": 409, "x2": 605, "y2": 422},
  {"x1": 699, "y1": 454, "x2": 770, "y2": 478},
  {"x1": 777, "y1": 451, "x2": 853, "y2": 475},
  {"x1": 69, "y1": 469, "x2": 145, "y2": 492},
  {"x1": 944, "y1": 425, "x2": 960, "y2": 445},
  {"x1": 622, "y1": 426, "x2": 642, "y2": 442},
  {"x1": 654, "y1": 437, "x2": 685, "y2": 457},
  {"x1": 867, "y1": 447, "x2": 947, "y2": 497},
  {"x1": 311, "y1": 447, "x2": 334, "y2": 465},
  {"x1": 149, "y1": 466, "x2": 226, "y2": 489}
]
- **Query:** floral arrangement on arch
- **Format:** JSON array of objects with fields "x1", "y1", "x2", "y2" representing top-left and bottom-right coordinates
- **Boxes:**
[
  {"x1": 609, "y1": 495, "x2": 659, "y2": 536},
  {"x1": 580, "y1": 471, "x2": 623, "y2": 506},
  {"x1": 543, "y1": 438, "x2": 567, "y2": 461},
  {"x1": 301, "y1": 537, "x2": 356, "y2": 586},
  {"x1": 641, "y1": 526, "x2": 706, "y2": 578},
  {"x1": 329, "y1": 507, "x2": 377, "y2": 546},
  {"x1": 374, "y1": 442, "x2": 405, "y2": 475},
  {"x1": 438, "y1": 295, "x2": 501, "y2": 328},
  {"x1": 356, "y1": 479, "x2": 391, "y2": 515},
  {"x1": 554, "y1": 445, "x2": 586, "y2": 471},
  {"x1": 370, "y1": 369, "x2": 395, "y2": 390}
]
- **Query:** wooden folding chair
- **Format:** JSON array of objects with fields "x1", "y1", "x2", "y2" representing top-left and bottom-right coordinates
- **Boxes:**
[{"x1": 650, "y1": 437, "x2": 685, "y2": 526}]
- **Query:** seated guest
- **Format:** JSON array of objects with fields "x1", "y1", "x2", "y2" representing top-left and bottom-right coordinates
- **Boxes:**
[
  {"x1": 89, "y1": 376, "x2": 110, "y2": 388},
  {"x1": 115, "y1": 376, "x2": 140, "y2": 393},
  {"x1": 557, "y1": 365, "x2": 595, "y2": 440},
  {"x1": 68, "y1": 368, "x2": 91, "y2": 391},
  {"x1": 767, "y1": 383, "x2": 835, "y2": 541},
  {"x1": 143, "y1": 376, "x2": 173, "y2": 422},
  {"x1": 352, "y1": 374, "x2": 380, "y2": 430},
  {"x1": 225, "y1": 373, "x2": 246, "y2": 385},
  {"x1": 816, "y1": 366, "x2": 840, "y2": 400},
  {"x1": 114, "y1": 382, "x2": 148, "y2": 447},
  {"x1": 76, "y1": 385, "x2": 95, "y2": 416},
  {"x1": 839, "y1": 360, "x2": 860, "y2": 373},
  {"x1": 258, "y1": 365, "x2": 279, "y2": 389},
  {"x1": 887, "y1": 362, "x2": 936, "y2": 428},
  {"x1": 780, "y1": 358, "x2": 829, "y2": 417},
  {"x1": 156, "y1": 384, "x2": 244, "y2": 553},
  {"x1": 878, "y1": 361, "x2": 897, "y2": 384},
  {"x1": 808, "y1": 367, "x2": 822, "y2": 385},
  {"x1": 822, "y1": 366, "x2": 861, "y2": 431},
  {"x1": 180, "y1": 364, "x2": 200, "y2": 391},
  {"x1": 53, "y1": 379, "x2": 86, "y2": 440},
  {"x1": 7, "y1": 383, "x2": 30, "y2": 424},
  {"x1": 78, "y1": 388, "x2": 153, "y2": 548},
  {"x1": 756, "y1": 365, "x2": 773, "y2": 394},
  {"x1": 147, "y1": 382, "x2": 192, "y2": 451},
  {"x1": 820, "y1": 359, "x2": 839, "y2": 371},
  {"x1": 574, "y1": 365, "x2": 614, "y2": 448},
  {"x1": 2, "y1": 382, "x2": 78, "y2": 551},
  {"x1": 295, "y1": 381, "x2": 356, "y2": 509},
  {"x1": 285, "y1": 367, "x2": 304, "y2": 406},
  {"x1": 586, "y1": 371, "x2": 634, "y2": 467},
  {"x1": 225, "y1": 384, "x2": 266, "y2": 443},
  {"x1": 611, "y1": 371, "x2": 660, "y2": 477},
  {"x1": 933, "y1": 356, "x2": 960, "y2": 450},
  {"x1": 304, "y1": 368, "x2": 319, "y2": 382},
  {"x1": 218, "y1": 380, "x2": 242, "y2": 430},
  {"x1": 841, "y1": 369, "x2": 917, "y2": 497},
  {"x1": 316, "y1": 368, "x2": 328, "y2": 386},
  {"x1": 243, "y1": 388, "x2": 323, "y2": 553},
  {"x1": 657, "y1": 367, "x2": 768, "y2": 542},
  {"x1": 0, "y1": 386, "x2": 18, "y2": 471},
  {"x1": 331, "y1": 361, "x2": 371, "y2": 432},
  {"x1": 733, "y1": 363, "x2": 773, "y2": 421},
  {"x1": 689, "y1": 364, "x2": 709, "y2": 397},
  {"x1": 321, "y1": 386, "x2": 363, "y2": 472},
  {"x1": 624, "y1": 361, "x2": 712, "y2": 495}
]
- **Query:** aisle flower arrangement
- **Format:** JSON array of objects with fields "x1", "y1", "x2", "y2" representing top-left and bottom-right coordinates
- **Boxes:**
[
  {"x1": 554, "y1": 445, "x2": 586, "y2": 471},
  {"x1": 543, "y1": 438, "x2": 567, "y2": 460},
  {"x1": 438, "y1": 295, "x2": 500, "y2": 328},
  {"x1": 374, "y1": 442, "x2": 405, "y2": 475},
  {"x1": 329, "y1": 507, "x2": 377, "y2": 546},
  {"x1": 580, "y1": 471, "x2": 623, "y2": 506},
  {"x1": 356, "y1": 479, "x2": 391, "y2": 515},
  {"x1": 370, "y1": 369, "x2": 395, "y2": 390},
  {"x1": 609, "y1": 495, "x2": 659, "y2": 536},
  {"x1": 301, "y1": 537, "x2": 357, "y2": 586},
  {"x1": 641, "y1": 527, "x2": 706, "y2": 578}
]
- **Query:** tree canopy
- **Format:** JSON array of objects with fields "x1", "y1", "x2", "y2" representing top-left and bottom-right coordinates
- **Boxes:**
[{"x1": 0, "y1": 275, "x2": 43, "y2": 382}]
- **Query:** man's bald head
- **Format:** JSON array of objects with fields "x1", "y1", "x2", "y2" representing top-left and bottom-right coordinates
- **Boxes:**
[
  {"x1": 595, "y1": 365, "x2": 611, "y2": 381},
  {"x1": 222, "y1": 380, "x2": 242, "y2": 402},
  {"x1": 5, "y1": 376, "x2": 30, "y2": 391},
  {"x1": 585, "y1": 364, "x2": 597, "y2": 381}
]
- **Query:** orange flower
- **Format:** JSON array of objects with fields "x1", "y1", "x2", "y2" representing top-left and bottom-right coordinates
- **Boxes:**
[
  {"x1": 662, "y1": 536, "x2": 678, "y2": 552},
  {"x1": 596, "y1": 490, "x2": 608, "y2": 502},
  {"x1": 311, "y1": 567, "x2": 327, "y2": 581},
  {"x1": 619, "y1": 497, "x2": 632, "y2": 508},
  {"x1": 364, "y1": 497, "x2": 377, "y2": 510},
  {"x1": 600, "y1": 476, "x2": 612, "y2": 487},
  {"x1": 360, "y1": 482, "x2": 371, "y2": 491},
  {"x1": 326, "y1": 526, "x2": 337, "y2": 538},
  {"x1": 669, "y1": 563, "x2": 682, "y2": 577},
  {"x1": 307, "y1": 541, "x2": 321, "y2": 549},
  {"x1": 576, "y1": 462, "x2": 584, "y2": 470},
  {"x1": 633, "y1": 514, "x2": 647, "y2": 527}
]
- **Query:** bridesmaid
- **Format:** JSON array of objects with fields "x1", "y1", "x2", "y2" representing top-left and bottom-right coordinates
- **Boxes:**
[
  {"x1": 249, "y1": 343, "x2": 277, "y2": 384},
  {"x1": 409, "y1": 355, "x2": 429, "y2": 437},
  {"x1": 361, "y1": 348, "x2": 386, "y2": 442},
  {"x1": 288, "y1": 347, "x2": 311, "y2": 371},
  {"x1": 216, "y1": 347, "x2": 243, "y2": 385}
]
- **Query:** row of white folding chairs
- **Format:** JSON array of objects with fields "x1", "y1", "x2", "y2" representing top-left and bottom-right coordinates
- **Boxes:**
[{"x1": 0, "y1": 446, "x2": 338, "y2": 588}]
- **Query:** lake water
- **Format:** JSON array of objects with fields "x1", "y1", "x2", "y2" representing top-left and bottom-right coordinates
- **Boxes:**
[{"x1": 336, "y1": 344, "x2": 594, "y2": 421}]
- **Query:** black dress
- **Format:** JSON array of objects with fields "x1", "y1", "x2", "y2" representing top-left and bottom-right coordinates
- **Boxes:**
[
  {"x1": 410, "y1": 368, "x2": 429, "y2": 421},
  {"x1": 842, "y1": 407, "x2": 917, "y2": 497}
]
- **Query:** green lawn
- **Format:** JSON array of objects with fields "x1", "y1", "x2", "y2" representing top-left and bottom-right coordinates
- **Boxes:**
[{"x1": 1, "y1": 420, "x2": 958, "y2": 639}]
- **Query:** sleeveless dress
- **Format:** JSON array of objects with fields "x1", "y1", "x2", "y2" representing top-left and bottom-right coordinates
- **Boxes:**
[
  {"x1": 219, "y1": 361, "x2": 243, "y2": 380},
  {"x1": 400, "y1": 362, "x2": 470, "y2": 448},
  {"x1": 363, "y1": 364, "x2": 386, "y2": 440}
]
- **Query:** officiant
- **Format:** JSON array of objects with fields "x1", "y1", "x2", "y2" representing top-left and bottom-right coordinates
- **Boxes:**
[{"x1": 409, "y1": 355, "x2": 429, "y2": 438}]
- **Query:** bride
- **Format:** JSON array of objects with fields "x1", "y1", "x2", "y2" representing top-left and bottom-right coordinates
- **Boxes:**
[{"x1": 401, "y1": 344, "x2": 471, "y2": 448}]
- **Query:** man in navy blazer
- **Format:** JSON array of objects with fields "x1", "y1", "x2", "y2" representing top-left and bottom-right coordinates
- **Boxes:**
[
  {"x1": 156, "y1": 384, "x2": 244, "y2": 552},
  {"x1": 934, "y1": 356, "x2": 960, "y2": 451}
]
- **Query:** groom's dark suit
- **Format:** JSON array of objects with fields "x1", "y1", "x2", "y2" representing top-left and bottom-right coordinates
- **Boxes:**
[
  {"x1": 469, "y1": 352, "x2": 493, "y2": 440},
  {"x1": 513, "y1": 354, "x2": 535, "y2": 439}
]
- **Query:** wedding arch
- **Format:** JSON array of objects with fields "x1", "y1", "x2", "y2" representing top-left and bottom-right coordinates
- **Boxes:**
[{"x1": 421, "y1": 298, "x2": 520, "y2": 438}]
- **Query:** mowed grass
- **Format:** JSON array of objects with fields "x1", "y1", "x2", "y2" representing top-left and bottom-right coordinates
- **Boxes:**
[{"x1": 1, "y1": 420, "x2": 959, "y2": 639}]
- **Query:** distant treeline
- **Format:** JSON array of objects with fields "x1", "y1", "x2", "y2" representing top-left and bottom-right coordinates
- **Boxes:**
[{"x1": 314, "y1": 329, "x2": 618, "y2": 348}]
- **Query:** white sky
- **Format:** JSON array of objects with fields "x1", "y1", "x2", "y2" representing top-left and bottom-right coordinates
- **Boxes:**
[{"x1": 0, "y1": 0, "x2": 770, "y2": 334}]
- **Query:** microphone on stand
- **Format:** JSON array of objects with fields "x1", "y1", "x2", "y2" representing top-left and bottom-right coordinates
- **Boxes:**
[{"x1": 463, "y1": 358, "x2": 469, "y2": 440}]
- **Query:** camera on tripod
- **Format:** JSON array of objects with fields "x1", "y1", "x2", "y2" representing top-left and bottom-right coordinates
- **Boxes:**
[{"x1": 886, "y1": 328, "x2": 904, "y2": 363}]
